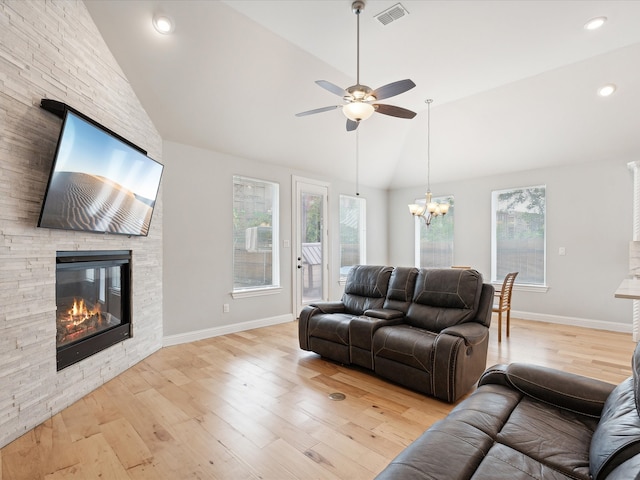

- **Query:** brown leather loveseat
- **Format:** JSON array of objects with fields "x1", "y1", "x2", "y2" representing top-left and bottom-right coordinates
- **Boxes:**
[
  {"x1": 375, "y1": 342, "x2": 640, "y2": 479},
  {"x1": 298, "y1": 265, "x2": 495, "y2": 402}
]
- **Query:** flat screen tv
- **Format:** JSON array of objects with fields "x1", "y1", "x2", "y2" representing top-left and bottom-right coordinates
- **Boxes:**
[{"x1": 38, "y1": 109, "x2": 164, "y2": 236}]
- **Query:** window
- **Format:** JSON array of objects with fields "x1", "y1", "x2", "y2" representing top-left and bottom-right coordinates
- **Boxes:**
[
  {"x1": 415, "y1": 195, "x2": 454, "y2": 268},
  {"x1": 339, "y1": 195, "x2": 366, "y2": 280},
  {"x1": 491, "y1": 186, "x2": 546, "y2": 285},
  {"x1": 232, "y1": 176, "x2": 279, "y2": 293}
]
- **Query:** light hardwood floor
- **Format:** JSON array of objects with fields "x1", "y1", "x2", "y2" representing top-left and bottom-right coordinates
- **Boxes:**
[{"x1": 1, "y1": 317, "x2": 637, "y2": 480}]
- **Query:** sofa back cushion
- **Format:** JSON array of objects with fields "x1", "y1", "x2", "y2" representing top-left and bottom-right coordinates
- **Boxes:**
[
  {"x1": 383, "y1": 267, "x2": 419, "y2": 313},
  {"x1": 589, "y1": 342, "x2": 640, "y2": 480},
  {"x1": 342, "y1": 265, "x2": 393, "y2": 315},
  {"x1": 406, "y1": 268, "x2": 483, "y2": 331}
]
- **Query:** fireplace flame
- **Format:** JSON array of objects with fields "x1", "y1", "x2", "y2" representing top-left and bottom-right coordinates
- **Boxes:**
[{"x1": 68, "y1": 298, "x2": 101, "y2": 326}]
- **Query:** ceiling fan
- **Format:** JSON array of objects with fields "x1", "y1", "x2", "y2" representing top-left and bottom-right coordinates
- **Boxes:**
[{"x1": 295, "y1": 0, "x2": 417, "y2": 131}]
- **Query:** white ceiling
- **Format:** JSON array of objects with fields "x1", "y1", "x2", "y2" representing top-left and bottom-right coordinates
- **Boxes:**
[{"x1": 84, "y1": 0, "x2": 640, "y2": 190}]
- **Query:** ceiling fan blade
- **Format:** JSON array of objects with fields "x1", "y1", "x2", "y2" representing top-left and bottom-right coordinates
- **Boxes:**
[
  {"x1": 374, "y1": 104, "x2": 417, "y2": 119},
  {"x1": 346, "y1": 119, "x2": 359, "y2": 131},
  {"x1": 316, "y1": 80, "x2": 347, "y2": 97},
  {"x1": 372, "y1": 79, "x2": 416, "y2": 101},
  {"x1": 295, "y1": 105, "x2": 341, "y2": 117}
]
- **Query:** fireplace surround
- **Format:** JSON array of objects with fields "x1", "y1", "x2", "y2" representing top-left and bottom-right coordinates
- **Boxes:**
[{"x1": 56, "y1": 250, "x2": 132, "y2": 370}]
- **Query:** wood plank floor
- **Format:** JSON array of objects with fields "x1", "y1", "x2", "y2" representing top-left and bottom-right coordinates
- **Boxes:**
[{"x1": 1, "y1": 317, "x2": 637, "y2": 480}]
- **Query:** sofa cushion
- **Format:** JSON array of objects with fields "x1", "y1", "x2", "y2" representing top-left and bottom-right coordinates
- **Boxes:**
[
  {"x1": 308, "y1": 313, "x2": 352, "y2": 346},
  {"x1": 373, "y1": 324, "x2": 435, "y2": 372},
  {"x1": 472, "y1": 443, "x2": 587, "y2": 480},
  {"x1": 406, "y1": 268, "x2": 482, "y2": 331},
  {"x1": 497, "y1": 397, "x2": 597, "y2": 479},
  {"x1": 382, "y1": 266, "x2": 418, "y2": 313},
  {"x1": 374, "y1": 419, "x2": 494, "y2": 479},
  {"x1": 342, "y1": 265, "x2": 393, "y2": 315}
]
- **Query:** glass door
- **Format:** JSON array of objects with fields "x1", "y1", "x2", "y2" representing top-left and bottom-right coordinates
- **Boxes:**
[{"x1": 293, "y1": 177, "x2": 329, "y2": 315}]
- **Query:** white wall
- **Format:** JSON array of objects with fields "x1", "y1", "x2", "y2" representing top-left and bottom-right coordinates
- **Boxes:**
[
  {"x1": 162, "y1": 140, "x2": 388, "y2": 340},
  {"x1": 164, "y1": 141, "x2": 635, "y2": 338},
  {"x1": 390, "y1": 159, "x2": 634, "y2": 329}
]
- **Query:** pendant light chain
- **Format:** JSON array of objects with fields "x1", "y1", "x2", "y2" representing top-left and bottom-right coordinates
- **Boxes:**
[
  {"x1": 426, "y1": 98, "x2": 432, "y2": 192},
  {"x1": 407, "y1": 98, "x2": 449, "y2": 225}
]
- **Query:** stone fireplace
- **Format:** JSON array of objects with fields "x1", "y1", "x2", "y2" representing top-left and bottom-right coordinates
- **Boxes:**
[{"x1": 56, "y1": 250, "x2": 132, "y2": 370}]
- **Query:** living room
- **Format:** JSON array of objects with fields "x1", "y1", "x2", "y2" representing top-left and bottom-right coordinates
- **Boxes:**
[{"x1": 1, "y1": 0, "x2": 640, "y2": 478}]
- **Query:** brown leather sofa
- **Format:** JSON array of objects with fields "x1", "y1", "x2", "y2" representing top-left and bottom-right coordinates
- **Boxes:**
[
  {"x1": 298, "y1": 265, "x2": 495, "y2": 402},
  {"x1": 375, "y1": 342, "x2": 640, "y2": 480}
]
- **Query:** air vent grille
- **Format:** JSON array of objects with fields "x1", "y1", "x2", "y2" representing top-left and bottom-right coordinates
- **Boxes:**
[{"x1": 374, "y1": 3, "x2": 409, "y2": 26}]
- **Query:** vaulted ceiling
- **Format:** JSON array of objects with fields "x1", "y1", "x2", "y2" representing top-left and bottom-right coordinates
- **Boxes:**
[{"x1": 85, "y1": 0, "x2": 640, "y2": 189}]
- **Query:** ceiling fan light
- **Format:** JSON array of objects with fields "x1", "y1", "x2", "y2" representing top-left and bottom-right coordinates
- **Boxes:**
[{"x1": 343, "y1": 102, "x2": 375, "y2": 121}]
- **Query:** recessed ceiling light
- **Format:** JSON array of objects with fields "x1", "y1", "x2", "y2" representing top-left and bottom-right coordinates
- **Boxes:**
[
  {"x1": 584, "y1": 16, "x2": 607, "y2": 30},
  {"x1": 598, "y1": 84, "x2": 617, "y2": 97},
  {"x1": 153, "y1": 14, "x2": 174, "y2": 34}
]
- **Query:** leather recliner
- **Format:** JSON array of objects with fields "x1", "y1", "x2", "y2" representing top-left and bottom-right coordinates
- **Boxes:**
[
  {"x1": 299, "y1": 265, "x2": 494, "y2": 402},
  {"x1": 375, "y1": 342, "x2": 640, "y2": 479}
]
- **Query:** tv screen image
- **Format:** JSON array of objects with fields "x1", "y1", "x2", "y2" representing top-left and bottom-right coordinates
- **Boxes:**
[{"x1": 38, "y1": 110, "x2": 164, "y2": 236}]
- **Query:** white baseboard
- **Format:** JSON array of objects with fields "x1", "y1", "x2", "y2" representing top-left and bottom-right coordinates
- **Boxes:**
[
  {"x1": 511, "y1": 310, "x2": 633, "y2": 333},
  {"x1": 162, "y1": 313, "x2": 295, "y2": 347},
  {"x1": 163, "y1": 310, "x2": 632, "y2": 347}
]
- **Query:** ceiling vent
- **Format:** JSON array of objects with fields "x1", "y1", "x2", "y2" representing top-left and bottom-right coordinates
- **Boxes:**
[{"x1": 374, "y1": 3, "x2": 409, "y2": 26}]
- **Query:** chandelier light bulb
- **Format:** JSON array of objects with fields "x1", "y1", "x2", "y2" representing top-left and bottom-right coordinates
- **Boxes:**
[{"x1": 408, "y1": 203, "x2": 425, "y2": 216}]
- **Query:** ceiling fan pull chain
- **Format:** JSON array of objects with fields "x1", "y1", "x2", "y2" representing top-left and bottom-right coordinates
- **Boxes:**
[{"x1": 356, "y1": 129, "x2": 360, "y2": 196}]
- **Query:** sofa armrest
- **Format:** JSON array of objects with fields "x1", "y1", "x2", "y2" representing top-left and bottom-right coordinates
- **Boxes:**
[
  {"x1": 431, "y1": 327, "x2": 490, "y2": 402},
  {"x1": 475, "y1": 283, "x2": 495, "y2": 327},
  {"x1": 485, "y1": 363, "x2": 616, "y2": 417},
  {"x1": 298, "y1": 305, "x2": 319, "y2": 350},
  {"x1": 309, "y1": 301, "x2": 345, "y2": 314},
  {"x1": 299, "y1": 302, "x2": 347, "y2": 350},
  {"x1": 363, "y1": 308, "x2": 404, "y2": 320},
  {"x1": 440, "y1": 322, "x2": 489, "y2": 347},
  {"x1": 478, "y1": 364, "x2": 511, "y2": 387}
]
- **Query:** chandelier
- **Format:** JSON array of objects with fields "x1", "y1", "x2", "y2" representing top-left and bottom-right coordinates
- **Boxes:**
[{"x1": 408, "y1": 99, "x2": 449, "y2": 226}]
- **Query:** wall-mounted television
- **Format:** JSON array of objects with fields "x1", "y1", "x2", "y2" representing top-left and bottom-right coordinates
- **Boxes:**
[{"x1": 38, "y1": 106, "x2": 164, "y2": 236}]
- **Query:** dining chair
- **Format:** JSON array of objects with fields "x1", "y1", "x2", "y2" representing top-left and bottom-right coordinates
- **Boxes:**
[{"x1": 493, "y1": 272, "x2": 518, "y2": 342}]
